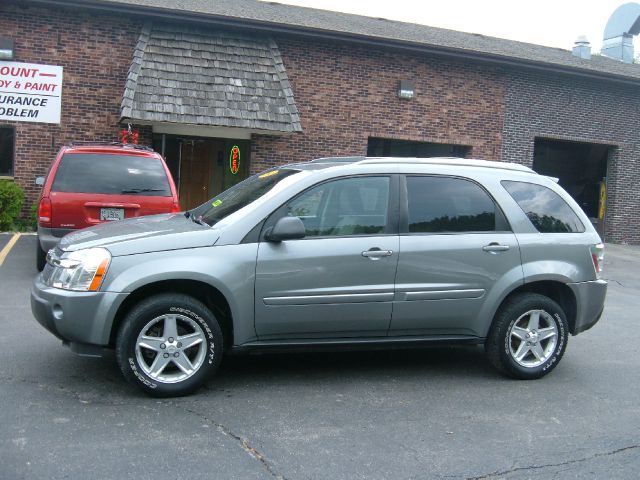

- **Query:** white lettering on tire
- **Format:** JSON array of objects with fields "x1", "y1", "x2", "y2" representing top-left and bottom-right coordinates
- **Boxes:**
[
  {"x1": 128, "y1": 357, "x2": 157, "y2": 389},
  {"x1": 542, "y1": 313, "x2": 565, "y2": 372},
  {"x1": 169, "y1": 306, "x2": 216, "y2": 364}
]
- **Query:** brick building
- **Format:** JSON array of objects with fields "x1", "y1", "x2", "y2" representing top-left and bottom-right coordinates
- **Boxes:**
[{"x1": 1, "y1": 0, "x2": 639, "y2": 242}]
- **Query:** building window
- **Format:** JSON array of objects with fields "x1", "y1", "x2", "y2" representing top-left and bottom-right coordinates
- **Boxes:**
[
  {"x1": 367, "y1": 137, "x2": 470, "y2": 158},
  {"x1": 0, "y1": 126, "x2": 14, "y2": 176}
]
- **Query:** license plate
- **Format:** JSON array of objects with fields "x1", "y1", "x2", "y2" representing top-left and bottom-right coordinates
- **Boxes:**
[{"x1": 100, "y1": 208, "x2": 125, "y2": 221}]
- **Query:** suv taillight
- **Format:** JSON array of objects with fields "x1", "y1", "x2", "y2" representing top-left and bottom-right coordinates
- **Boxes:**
[
  {"x1": 590, "y1": 243, "x2": 604, "y2": 278},
  {"x1": 38, "y1": 197, "x2": 52, "y2": 227},
  {"x1": 171, "y1": 201, "x2": 181, "y2": 213}
]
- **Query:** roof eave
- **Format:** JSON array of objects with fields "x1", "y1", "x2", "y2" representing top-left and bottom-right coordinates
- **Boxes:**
[
  {"x1": 25, "y1": 0, "x2": 640, "y2": 86},
  {"x1": 120, "y1": 116, "x2": 303, "y2": 135}
]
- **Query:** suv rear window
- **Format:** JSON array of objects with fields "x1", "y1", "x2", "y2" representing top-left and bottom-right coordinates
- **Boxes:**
[
  {"x1": 51, "y1": 153, "x2": 171, "y2": 196},
  {"x1": 502, "y1": 180, "x2": 585, "y2": 233}
]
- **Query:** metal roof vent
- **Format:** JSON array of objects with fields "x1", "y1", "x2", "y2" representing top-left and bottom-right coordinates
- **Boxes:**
[
  {"x1": 572, "y1": 35, "x2": 591, "y2": 59},
  {"x1": 602, "y1": 2, "x2": 640, "y2": 63}
]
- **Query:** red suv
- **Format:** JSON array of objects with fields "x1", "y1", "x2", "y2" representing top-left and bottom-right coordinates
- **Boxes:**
[{"x1": 36, "y1": 143, "x2": 180, "y2": 270}]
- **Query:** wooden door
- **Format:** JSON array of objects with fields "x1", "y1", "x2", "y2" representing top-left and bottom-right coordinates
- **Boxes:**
[
  {"x1": 178, "y1": 139, "x2": 250, "y2": 210},
  {"x1": 179, "y1": 140, "x2": 213, "y2": 210}
]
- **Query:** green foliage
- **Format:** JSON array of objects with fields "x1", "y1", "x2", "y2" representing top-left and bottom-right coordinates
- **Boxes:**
[
  {"x1": 0, "y1": 179, "x2": 25, "y2": 231},
  {"x1": 30, "y1": 202, "x2": 38, "y2": 231}
]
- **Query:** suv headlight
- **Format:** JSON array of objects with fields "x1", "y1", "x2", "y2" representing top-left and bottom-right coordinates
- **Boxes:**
[{"x1": 46, "y1": 248, "x2": 111, "y2": 292}]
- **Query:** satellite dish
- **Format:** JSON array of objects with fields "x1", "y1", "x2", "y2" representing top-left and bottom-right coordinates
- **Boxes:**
[
  {"x1": 602, "y1": 3, "x2": 640, "y2": 62},
  {"x1": 604, "y1": 3, "x2": 640, "y2": 40}
]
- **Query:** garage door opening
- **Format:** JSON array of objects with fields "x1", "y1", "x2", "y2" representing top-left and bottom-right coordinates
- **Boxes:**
[
  {"x1": 367, "y1": 137, "x2": 471, "y2": 158},
  {"x1": 533, "y1": 138, "x2": 610, "y2": 238}
]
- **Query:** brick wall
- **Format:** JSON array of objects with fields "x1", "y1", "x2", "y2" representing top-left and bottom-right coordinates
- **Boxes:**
[
  {"x1": 0, "y1": 2, "x2": 142, "y2": 213},
  {"x1": 501, "y1": 70, "x2": 640, "y2": 244},
  {"x1": 251, "y1": 37, "x2": 506, "y2": 171}
]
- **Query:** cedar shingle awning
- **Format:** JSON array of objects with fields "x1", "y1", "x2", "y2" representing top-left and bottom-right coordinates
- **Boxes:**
[{"x1": 120, "y1": 23, "x2": 302, "y2": 133}]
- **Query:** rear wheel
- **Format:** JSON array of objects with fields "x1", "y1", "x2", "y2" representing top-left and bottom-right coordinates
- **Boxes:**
[
  {"x1": 116, "y1": 294, "x2": 223, "y2": 397},
  {"x1": 485, "y1": 293, "x2": 568, "y2": 379},
  {"x1": 36, "y1": 238, "x2": 47, "y2": 271}
]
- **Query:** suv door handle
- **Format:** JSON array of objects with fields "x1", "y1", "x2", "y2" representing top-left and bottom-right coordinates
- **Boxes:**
[
  {"x1": 362, "y1": 248, "x2": 393, "y2": 259},
  {"x1": 482, "y1": 243, "x2": 510, "y2": 253}
]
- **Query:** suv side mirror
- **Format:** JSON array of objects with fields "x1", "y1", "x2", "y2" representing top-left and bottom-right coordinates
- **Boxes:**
[
  {"x1": 265, "y1": 216, "x2": 306, "y2": 242},
  {"x1": 35, "y1": 176, "x2": 45, "y2": 186}
]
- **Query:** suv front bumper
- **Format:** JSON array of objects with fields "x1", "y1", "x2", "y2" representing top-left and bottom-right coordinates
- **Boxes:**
[
  {"x1": 30, "y1": 274, "x2": 128, "y2": 355},
  {"x1": 568, "y1": 279, "x2": 607, "y2": 335}
]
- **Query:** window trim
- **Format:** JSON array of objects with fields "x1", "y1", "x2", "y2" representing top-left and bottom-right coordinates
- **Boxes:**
[
  {"x1": 0, "y1": 125, "x2": 16, "y2": 178},
  {"x1": 258, "y1": 174, "x2": 400, "y2": 242},
  {"x1": 399, "y1": 174, "x2": 512, "y2": 236}
]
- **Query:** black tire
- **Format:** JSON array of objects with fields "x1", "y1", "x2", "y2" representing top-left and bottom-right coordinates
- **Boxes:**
[
  {"x1": 36, "y1": 238, "x2": 47, "y2": 271},
  {"x1": 485, "y1": 293, "x2": 569, "y2": 380},
  {"x1": 116, "y1": 293, "x2": 224, "y2": 397}
]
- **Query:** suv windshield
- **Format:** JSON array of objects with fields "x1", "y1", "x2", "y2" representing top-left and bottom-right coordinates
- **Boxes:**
[
  {"x1": 191, "y1": 169, "x2": 299, "y2": 226},
  {"x1": 51, "y1": 153, "x2": 172, "y2": 196}
]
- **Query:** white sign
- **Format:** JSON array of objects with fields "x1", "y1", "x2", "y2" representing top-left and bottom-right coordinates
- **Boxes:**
[{"x1": 0, "y1": 61, "x2": 63, "y2": 124}]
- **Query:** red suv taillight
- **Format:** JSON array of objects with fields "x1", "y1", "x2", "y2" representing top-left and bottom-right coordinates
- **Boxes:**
[
  {"x1": 590, "y1": 243, "x2": 604, "y2": 278},
  {"x1": 171, "y1": 201, "x2": 181, "y2": 213},
  {"x1": 38, "y1": 197, "x2": 52, "y2": 227}
]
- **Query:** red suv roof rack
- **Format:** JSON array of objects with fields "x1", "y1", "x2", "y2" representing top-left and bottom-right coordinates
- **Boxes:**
[{"x1": 68, "y1": 141, "x2": 155, "y2": 152}]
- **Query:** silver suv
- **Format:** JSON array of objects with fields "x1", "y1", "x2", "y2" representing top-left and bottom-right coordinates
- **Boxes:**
[{"x1": 31, "y1": 157, "x2": 607, "y2": 397}]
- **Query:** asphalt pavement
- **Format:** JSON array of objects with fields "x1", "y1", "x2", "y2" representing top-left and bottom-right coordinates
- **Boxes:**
[{"x1": 0, "y1": 233, "x2": 639, "y2": 479}]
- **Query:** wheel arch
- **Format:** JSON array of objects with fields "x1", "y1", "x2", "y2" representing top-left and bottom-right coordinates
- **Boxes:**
[
  {"x1": 108, "y1": 279, "x2": 234, "y2": 349},
  {"x1": 493, "y1": 280, "x2": 578, "y2": 335}
]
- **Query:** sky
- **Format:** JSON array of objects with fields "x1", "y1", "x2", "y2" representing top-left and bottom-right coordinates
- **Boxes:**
[{"x1": 261, "y1": 0, "x2": 638, "y2": 53}]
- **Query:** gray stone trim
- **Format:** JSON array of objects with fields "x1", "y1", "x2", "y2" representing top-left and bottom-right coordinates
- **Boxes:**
[
  {"x1": 121, "y1": 22, "x2": 152, "y2": 120},
  {"x1": 269, "y1": 38, "x2": 302, "y2": 132}
]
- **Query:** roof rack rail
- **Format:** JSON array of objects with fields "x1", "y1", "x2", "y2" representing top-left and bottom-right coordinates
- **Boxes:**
[
  {"x1": 357, "y1": 157, "x2": 535, "y2": 173},
  {"x1": 68, "y1": 141, "x2": 155, "y2": 152},
  {"x1": 310, "y1": 156, "x2": 365, "y2": 163}
]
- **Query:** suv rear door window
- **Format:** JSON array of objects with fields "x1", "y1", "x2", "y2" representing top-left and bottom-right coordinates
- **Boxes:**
[
  {"x1": 406, "y1": 176, "x2": 496, "y2": 233},
  {"x1": 51, "y1": 153, "x2": 171, "y2": 196},
  {"x1": 502, "y1": 180, "x2": 585, "y2": 233}
]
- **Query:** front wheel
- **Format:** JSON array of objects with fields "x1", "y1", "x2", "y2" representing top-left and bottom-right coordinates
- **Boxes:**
[
  {"x1": 485, "y1": 293, "x2": 569, "y2": 379},
  {"x1": 116, "y1": 294, "x2": 224, "y2": 397}
]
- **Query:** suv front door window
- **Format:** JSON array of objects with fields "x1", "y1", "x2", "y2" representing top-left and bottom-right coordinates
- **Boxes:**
[{"x1": 284, "y1": 176, "x2": 391, "y2": 237}]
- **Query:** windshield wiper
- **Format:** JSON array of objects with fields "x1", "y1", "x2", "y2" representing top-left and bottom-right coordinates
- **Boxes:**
[
  {"x1": 185, "y1": 210, "x2": 208, "y2": 226},
  {"x1": 121, "y1": 188, "x2": 164, "y2": 194}
]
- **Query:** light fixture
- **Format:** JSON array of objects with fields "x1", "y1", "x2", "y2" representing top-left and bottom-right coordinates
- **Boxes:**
[
  {"x1": 397, "y1": 80, "x2": 415, "y2": 99},
  {"x1": 0, "y1": 38, "x2": 14, "y2": 60}
]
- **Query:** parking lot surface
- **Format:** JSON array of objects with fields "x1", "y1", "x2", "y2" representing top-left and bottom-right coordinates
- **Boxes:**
[{"x1": 1, "y1": 233, "x2": 639, "y2": 479}]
